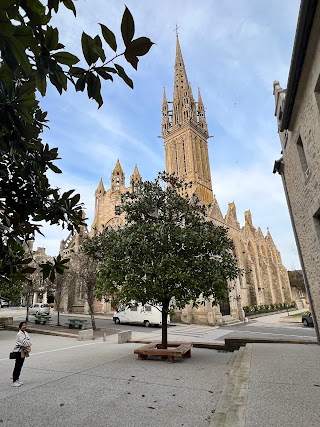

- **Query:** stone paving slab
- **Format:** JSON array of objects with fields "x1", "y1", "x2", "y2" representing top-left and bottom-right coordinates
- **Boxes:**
[
  {"x1": 210, "y1": 342, "x2": 320, "y2": 427},
  {"x1": 245, "y1": 343, "x2": 320, "y2": 427}
]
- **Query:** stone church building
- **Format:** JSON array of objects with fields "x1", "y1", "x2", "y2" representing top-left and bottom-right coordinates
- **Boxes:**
[{"x1": 61, "y1": 36, "x2": 292, "y2": 324}]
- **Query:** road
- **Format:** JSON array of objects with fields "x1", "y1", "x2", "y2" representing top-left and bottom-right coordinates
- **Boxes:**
[
  {"x1": 220, "y1": 319, "x2": 316, "y2": 339},
  {"x1": 1, "y1": 307, "x2": 316, "y2": 342}
]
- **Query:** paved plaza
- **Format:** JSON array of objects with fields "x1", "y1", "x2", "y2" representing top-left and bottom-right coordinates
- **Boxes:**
[
  {"x1": 1, "y1": 313, "x2": 320, "y2": 426},
  {"x1": 0, "y1": 330, "x2": 234, "y2": 427}
]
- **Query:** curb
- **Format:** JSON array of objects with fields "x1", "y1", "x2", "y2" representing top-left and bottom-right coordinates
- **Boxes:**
[
  {"x1": 6, "y1": 325, "x2": 78, "y2": 338},
  {"x1": 128, "y1": 337, "x2": 318, "y2": 350},
  {"x1": 210, "y1": 344, "x2": 252, "y2": 427}
]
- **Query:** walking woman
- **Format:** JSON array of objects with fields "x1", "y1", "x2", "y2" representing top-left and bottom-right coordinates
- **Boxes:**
[{"x1": 12, "y1": 321, "x2": 32, "y2": 387}]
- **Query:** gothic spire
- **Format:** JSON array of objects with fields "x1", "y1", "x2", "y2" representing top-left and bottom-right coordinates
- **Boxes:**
[
  {"x1": 130, "y1": 164, "x2": 142, "y2": 186},
  {"x1": 112, "y1": 159, "x2": 124, "y2": 176},
  {"x1": 162, "y1": 87, "x2": 170, "y2": 133},
  {"x1": 163, "y1": 87, "x2": 167, "y2": 104},
  {"x1": 95, "y1": 178, "x2": 105, "y2": 196},
  {"x1": 225, "y1": 202, "x2": 240, "y2": 230},
  {"x1": 111, "y1": 159, "x2": 125, "y2": 191},
  {"x1": 172, "y1": 35, "x2": 196, "y2": 125},
  {"x1": 197, "y1": 87, "x2": 208, "y2": 134}
]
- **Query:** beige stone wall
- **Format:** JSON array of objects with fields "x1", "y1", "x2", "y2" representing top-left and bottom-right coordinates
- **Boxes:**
[{"x1": 274, "y1": 5, "x2": 320, "y2": 328}]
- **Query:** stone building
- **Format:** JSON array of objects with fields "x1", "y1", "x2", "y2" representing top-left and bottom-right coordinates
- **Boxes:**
[
  {"x1": 22, "y1": 242, "x2": 55, "y2": 306},
  {"x1": 61, "y1": 36, "x2": 292, "y2": 324},
  {"x1": 273, "y1": 0, "x2": 320, "y2": 340},
  {"x1": 288, "y1": 270, "x2": 309, "y2": 309}
]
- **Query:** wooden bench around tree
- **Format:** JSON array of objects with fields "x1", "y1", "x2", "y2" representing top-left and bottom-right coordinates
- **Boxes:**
[
  {"x1": 67, "y1": 318, "x2": 88, "y2": 329},
  {"x1": 33, "y1": 314, "x2": 51, "y2": 325},
  {"x1": 134, "y1": 342, "x2": 192, "y2": 362}
]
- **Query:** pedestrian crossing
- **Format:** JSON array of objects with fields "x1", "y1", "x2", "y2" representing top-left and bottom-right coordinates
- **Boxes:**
[
  {"x1": 168, "y1": 325, "x2": 220, "y2": 337},
  {"x1": 151, "y1": 324, "x2": 234, "y2": 343},
  {"x1": 248, "y1": 321, "x2": 303, "y2": 329}
]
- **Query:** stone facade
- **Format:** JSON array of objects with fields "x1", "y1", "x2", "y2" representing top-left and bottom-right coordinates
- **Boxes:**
[
  {"x1": 23, "y1": 242, "x2": 54, "y2": 306},
  {"x1": 288, "y1": 270, "x2": 309, "y2": 309},
  {"x1": 273, "y1": 1, "x2": 320, "y2": 339},
  {"x1": 61, "y1": 36, "x2": 293, "y2": 324}
]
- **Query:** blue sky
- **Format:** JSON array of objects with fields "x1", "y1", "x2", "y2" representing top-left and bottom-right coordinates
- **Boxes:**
[{"x1": 34, "y1": 0, "x2": 301, "y2": 269}]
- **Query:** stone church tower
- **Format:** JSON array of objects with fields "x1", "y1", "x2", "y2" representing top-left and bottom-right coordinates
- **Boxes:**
[{"x1": 162, "y1": 36, "x2": 213, "y2": 205}]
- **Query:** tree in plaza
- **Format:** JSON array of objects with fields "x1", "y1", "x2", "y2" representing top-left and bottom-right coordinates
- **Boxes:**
[
  {"x1": 76, "y1": 251, "x2": 97, "y2": 331},
  {"x1": 84, "y1": 173, "x2": 242, "y2": 349},
  {"x1": 0, "y1": 0, "x2": 154, "y2": 288},
  {"x1": 54, "y1": 272, "x2": 64, "y2": 326}
]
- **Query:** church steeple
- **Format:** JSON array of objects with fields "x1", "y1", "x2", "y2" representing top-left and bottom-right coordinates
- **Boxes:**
[
  {"x1": 162, "y1": 88, "x2": 170, "y2": 134},
  {"x1": 172, "y1": 35, "x2": 196, "y2": 125},
  {"x1": 111, "y1": 159, "x2": 125, "y2": 192},
  {"x1": 130, "y1": 165, "x2": 142, "y2": 191},
  {"x1": 197, "y1": 88, "x2": 208, "y2": 134},
  {"x1": 162, "y1": 36, "x2": 213, "y2": 205},
  {"x1": 95, "y1": 178, "x2": 105, "y2": 196}
]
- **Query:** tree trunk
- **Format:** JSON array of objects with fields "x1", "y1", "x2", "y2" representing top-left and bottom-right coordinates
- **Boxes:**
[
  {"x1": 88, "y1": 298, "x2": 96, "y2": 330},
  {"x1": 90, "y1": 311, "x2": 96, "y2": 330},
  {"x1": 26, "y1": 304, "x2": 29, "y2": 322},
  {"x1": 55, "y1": 294, "x2": 61, "y2": 326},
  {"x1": 161, "y1": 300, "x2": 169, "y2": 349}
]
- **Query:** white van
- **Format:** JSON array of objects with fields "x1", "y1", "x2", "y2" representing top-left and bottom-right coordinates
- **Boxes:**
[{"x1": 113, "y1": 303, "x2": 170, "y2": 327}]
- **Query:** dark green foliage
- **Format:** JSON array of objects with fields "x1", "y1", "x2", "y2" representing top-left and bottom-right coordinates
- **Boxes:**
[
  {"x1": 0, "y1": 1, "x2": 153, "y2": 290},
  {"x1": 84, "y1": 173, "x2": 241, "y2": 347}
]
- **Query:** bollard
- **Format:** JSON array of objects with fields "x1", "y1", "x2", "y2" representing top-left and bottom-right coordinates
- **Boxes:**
[{"x1": 103, "y1": 332, "x2": 106, "y2": 342}]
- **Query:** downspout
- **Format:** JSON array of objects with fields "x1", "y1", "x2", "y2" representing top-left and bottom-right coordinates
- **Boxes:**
[{"x1": 273, "y1": 158, "x2": 320, "y2": 344}]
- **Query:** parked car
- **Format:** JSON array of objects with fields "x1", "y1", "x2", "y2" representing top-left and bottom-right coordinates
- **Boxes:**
[
  {"x1": 29, "y1": 303, "x2": 50, "y2": 315},
  {"x1": 0, "y1": 298, "x2": 9, "y2": 308},
  {"x1": 302, "y1": 312, "x2": 314, "y2": 327}
]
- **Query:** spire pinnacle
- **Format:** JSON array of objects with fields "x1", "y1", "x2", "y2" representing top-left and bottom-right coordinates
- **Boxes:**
[
  {"x1": 112, "y1": 159, "x2": 124, "y2": 175},
  {"x1": 95, "y1": 178, "x2": 105, "y2": 195},
  {"x1": 111, "y1": 159, "x2": 125, "y2": 191},
  {"x1": 162, "y1": 87, "x2": 167, "y2": 104},
  {"x1": 172, "y1": 35, "x2": 196, "y2": 125},
  {"x1": 198, "y1": 87, "x2": 203, "y2": 106},
  {"x1": 130, "y1": 164, "x2": 142, "y2": 183},
  {"x1": 225, "y1": 202, "x2": 240, "y2": 229}
]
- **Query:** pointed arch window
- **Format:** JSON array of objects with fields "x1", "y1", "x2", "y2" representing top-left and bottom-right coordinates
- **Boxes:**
[{"x1": 296, "y1": 136, "x2": 310, "y2": 179}]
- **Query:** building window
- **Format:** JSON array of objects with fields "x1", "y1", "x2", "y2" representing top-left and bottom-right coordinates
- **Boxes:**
[
  {"x1": 296, "y1": 136, "x2": 309, "y2": 178},
  {"x1": 313, "y1": 207, "x2": 320, "y2": 243},
  {"x1": 315, "y1": 74, "x2": 320, "y2": 111}
]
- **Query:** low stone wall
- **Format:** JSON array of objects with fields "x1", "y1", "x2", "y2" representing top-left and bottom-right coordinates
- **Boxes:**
[
  {"x1": 0, "y1": 317, "x2": 13, "y2": 327},
  {"x1": 118, "y1": 330, "x2": 132, "y2": 344},
  {"x1": 78, "y1": 328, "x2": 94, "y2": 341}
]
